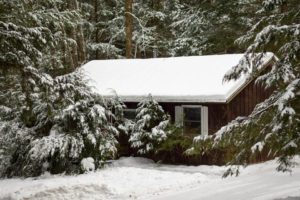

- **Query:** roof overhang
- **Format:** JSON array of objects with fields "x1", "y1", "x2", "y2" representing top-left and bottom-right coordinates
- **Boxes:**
[
  {"x1": 225, "y1": 54, "x2": 276, "y2": 103},
  {"x1": 110, "y1": 95, "x2": 227, "y2": 103}
]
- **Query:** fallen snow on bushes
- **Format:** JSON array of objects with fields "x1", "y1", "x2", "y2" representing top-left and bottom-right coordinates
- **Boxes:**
[{"x1": 0, "y1": 157, "x2": 300, "y2": 200}]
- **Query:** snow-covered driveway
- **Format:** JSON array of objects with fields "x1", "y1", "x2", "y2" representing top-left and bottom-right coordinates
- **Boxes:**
[
  {"x1": 0, "y1": 157, "x2": 299, "y2": 200},
  {"x1": 155, "y1": 160, "x2": 300, "y2": 200}
]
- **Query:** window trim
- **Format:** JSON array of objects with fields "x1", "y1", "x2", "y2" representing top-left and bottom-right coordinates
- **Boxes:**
[{"x1": 175, "y1": 105, "x2": 208, "y2": 136}]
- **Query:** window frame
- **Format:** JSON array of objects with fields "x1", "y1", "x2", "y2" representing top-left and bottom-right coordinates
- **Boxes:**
[
  {"x1": 175, "y1": 105, "x2": 208, "y2": 136},
  {"x1": 182, "y1": 105, "x2": 202, "y2": 135}
]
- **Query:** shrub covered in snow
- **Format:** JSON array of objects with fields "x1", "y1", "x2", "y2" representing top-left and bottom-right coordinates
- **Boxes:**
[
  {"x1": 0, "y1": 0, "x2": 115, "y2": 177},
  {"x1": 129, "y1": 95, "x2": 171, "y2": 155},
  {"x1": 0, "y1": 70, "x2": 120, "y2": 177},
  {"x1": 0, "y1": 121, "x2": 33, "y2": 176},
  {"x1": 27, "y1": 97, "x2": 118, "y2": 175},
  {"x1": 154, "y1": 125, "x2": 196, "y2": 164}
]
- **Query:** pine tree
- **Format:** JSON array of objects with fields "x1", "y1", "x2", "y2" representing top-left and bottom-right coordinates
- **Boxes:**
[
  {"x1": 0, "y1": 0, "x2": 120, "y2": 177},
  {"x1": 168, "y1": 0, "x2": 260, "y2": 56},
  {"x1": 80, "y1": 0, "x2": 124, "y2": 59},
  {"x1": 129, "y1": 95, "x2": 170, "y2": 154},
  {"x1": 80, "y1": 0, "x2": 171, "y2": 59},
  {"x1": 1, "y1": 69, "x2": 120, "y2": 177},
  {"x1": 133, "y1": 0, "x2": 171, "y2": 58},
  {"x1": 193, "y1": 0, "x2": 300, "y2": 175}
]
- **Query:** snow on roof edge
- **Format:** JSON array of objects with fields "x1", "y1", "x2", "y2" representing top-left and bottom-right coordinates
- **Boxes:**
[
  {"x1": 83, "y1": 53, "x2": 275, "y2": 103},
  {"x1": 224, "y1": 53, "x2": 275, "y2": 103},
  {"x1": 109, "y1": 95, "x2": 227, "y2": 103}
]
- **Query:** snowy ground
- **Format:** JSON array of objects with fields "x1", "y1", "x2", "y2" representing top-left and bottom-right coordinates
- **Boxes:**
[{"x1": 0, "y1": 157, "x2": 300, "y2": 200}]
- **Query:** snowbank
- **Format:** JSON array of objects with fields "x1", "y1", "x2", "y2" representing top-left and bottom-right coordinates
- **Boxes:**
[{"x1": 0, "y1": 156, "x2": 299, "y2": 200}]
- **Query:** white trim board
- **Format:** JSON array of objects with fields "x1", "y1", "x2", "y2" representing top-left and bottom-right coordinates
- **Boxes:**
[{"x1": 175, "y1": 105, "x2": 208, "y2": 136}]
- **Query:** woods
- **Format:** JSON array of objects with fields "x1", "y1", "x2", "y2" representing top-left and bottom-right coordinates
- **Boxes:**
[{"x1": 0, "y1": 0, "x2": 299, "y2": 177}]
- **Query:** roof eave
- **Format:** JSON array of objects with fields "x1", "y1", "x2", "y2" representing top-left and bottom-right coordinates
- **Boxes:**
[
  {"x1": 225, "y1": 55, "x2": 276, "y2": 104},
  {"x1": 103, "y1": 95, "x2": 227, "y2": 103}
]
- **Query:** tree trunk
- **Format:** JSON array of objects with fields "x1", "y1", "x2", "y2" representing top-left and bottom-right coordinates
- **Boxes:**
[
  {"x1": 77, "y1": 24, "x2": 86, "y2": 64},
  {"x1": 94, "y1": 0, "x2": 100, "y2": 59},
  {"x1": 280, "y1": 1, "x2": 288, "y2": 13},
  {"x1": 125, "y1": 0, "x2": 133, "y2": 58}
]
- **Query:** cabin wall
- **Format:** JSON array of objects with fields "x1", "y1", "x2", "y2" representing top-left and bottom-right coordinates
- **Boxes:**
[
  {"x1": 162, "y1": 103, "x2": 228, "y2": 135},
  {"x1": 125, "y1": 102, "x2": 227, "y2": 135},
  {"x1": 226, "y1": 80, "x2": 274, "y2": 122},
  {"x1": 125, "y1": 79, "x2": 273, "y2": 135}
]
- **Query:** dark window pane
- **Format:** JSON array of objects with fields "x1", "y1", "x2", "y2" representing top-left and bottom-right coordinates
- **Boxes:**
[
  {"x1": 183, "y1": 107, "x2": 201, "y2": 135},
  {"x1": 184, "y1": 107, "x2": 201, "y2": 121},
  {"x1": 124, "y1": 110, "x2": 136, "y2": 120},
  {"x1": 184, "y1": 121, "x2": 201, "y2": 135}
]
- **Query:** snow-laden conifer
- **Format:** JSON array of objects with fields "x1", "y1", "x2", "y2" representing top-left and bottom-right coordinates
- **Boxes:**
[
  {"x1": 129, "y1": 95, "x2": 170, "y2": 154},
  {"x1": 192, "y1": 0, "x2": 300, "y2": 175},
  {"x1": 0, "y1": 0, "x2": 120, "y2": 177}
]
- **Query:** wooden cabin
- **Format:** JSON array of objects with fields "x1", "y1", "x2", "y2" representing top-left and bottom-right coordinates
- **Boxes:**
[{"x1": 83, "y1": 54, "x2": 275, "y2": 136}]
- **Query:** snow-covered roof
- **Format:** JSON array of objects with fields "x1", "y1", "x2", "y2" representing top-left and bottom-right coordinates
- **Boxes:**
[{"x1": 82, "y1": 54, "x2": 274, "y2": 103}]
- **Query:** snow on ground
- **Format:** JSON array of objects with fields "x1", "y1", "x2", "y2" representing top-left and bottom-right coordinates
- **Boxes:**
[{"x1": 0, "y1": 157, "x2": 299, "y2": 200}]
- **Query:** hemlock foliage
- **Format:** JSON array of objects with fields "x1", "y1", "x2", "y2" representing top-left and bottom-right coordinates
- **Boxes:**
[
  {"x1": 191, "y1": 0, "x2": 300, "y2": 175},
  {"x1": 129, "y1": 95, "x2": 171, "y2": 155},
  {"x1": 0, "y1": 0, "x2": 118, "y2": 177}
]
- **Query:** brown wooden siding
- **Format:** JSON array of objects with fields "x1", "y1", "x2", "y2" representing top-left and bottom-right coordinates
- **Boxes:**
[
  {"x1": 125, "y1": 102, "x2": 227, "y2": 135},
  {"x1": 124, "y1": 79, "x2": 273, "y2": 135},
  {"x1": 226, "y1": 80, "x2": 273, "y2": 122},
  {"x1": 160, "y1": 103, "x2": 228, "y2": 134}
]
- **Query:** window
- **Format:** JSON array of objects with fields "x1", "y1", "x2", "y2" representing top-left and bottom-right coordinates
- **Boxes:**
[
  {"x1": 175, "y1": 105, "x2": 208, "y2": 136},
  {"x1": 124, "y1": 108, "x2": 136, "y2": 120},
  {"x1": 183, "y1": 106, "x2": 201, "y2": 135}
]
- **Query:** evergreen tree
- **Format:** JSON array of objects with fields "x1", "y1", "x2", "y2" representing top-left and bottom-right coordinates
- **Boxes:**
[
  {"x1": 168, "y1": 0, "x2": 260, "y2": 56},
  {"x1": 193, "y1": 0, "x2": 300, "y2": 175},
  {"x1": 131, "y1": 0, "x2": 171, "y2": 58},
  {"x1": 129, "y1": 95, "x2": 170, "y2": 154},
  {"x1": 80, "y1": 0, "x2": 171, "y2": 59},
  {"x1": 0, "y1": 0, "x2": 119, "y2": 177},
  {"x1": 0, "y1": 68, "x2": 121, "y2": 177},
  {"x1": 80, "y1": 0, "x2": 124, "y2": 59}
]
